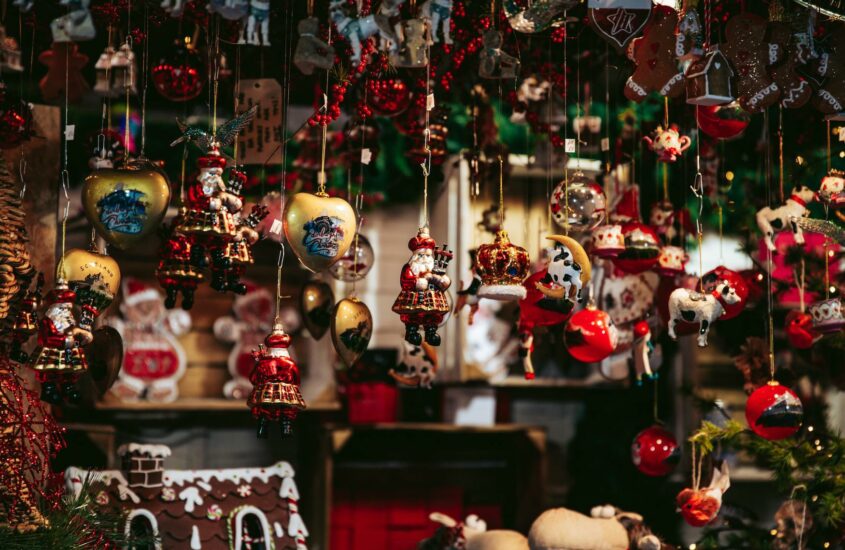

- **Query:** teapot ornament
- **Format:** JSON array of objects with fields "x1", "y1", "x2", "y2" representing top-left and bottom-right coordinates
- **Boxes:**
[{"x1": 643, "y1": 124, "x2": 691, "y2": 163}]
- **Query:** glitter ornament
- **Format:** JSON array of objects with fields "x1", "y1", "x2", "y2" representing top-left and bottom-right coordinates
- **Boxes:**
[
  {"x1": 329, "y1": 234, "x2": 375, "y2": 283},
  {"x1": 550, "y1": 172, "x2": 607, "y2": 232},
  {"x1": 631, "y1": 425, "x2": 680, "y2": 477},
  {"x1": 151, "y1": 38, "x2": 205, "y2": 102},
  {"x1": 612, "y1": 222, "x2": 660, "y2": 274},
  {"x1": 366, "y1": 77, "x2": 411, "y2": 117},
  {"x1": 564, "y1": 305, "x2": 618, "y2": 363},
  {"x1": 0, "y1": 91, "x2": 33, "y2": 149},
  {"x1": 475, "y1": 230, "x2": 531, "y2": 301},
  {"x1": 745, "y1": 382, "x2": 803, "y2": 440},
  {"x1": 696, "y1": 104, "x2": 750, "y2": 140}
]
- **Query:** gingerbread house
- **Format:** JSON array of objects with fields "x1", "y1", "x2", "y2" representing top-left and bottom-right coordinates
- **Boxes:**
[
  {"x1": 65, "y1": 443, "x2": 308, "y2": 549},
  {"x1": 685, "y1": 48, "x2": 734, "y2": 106}
]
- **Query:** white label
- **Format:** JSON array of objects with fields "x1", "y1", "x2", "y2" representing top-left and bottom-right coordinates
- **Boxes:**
[
  {"x1": 601, "y1": 137, "x2": 610, "y2": 152},
  {"x1": 565, "y1": 138, "x2": 576, "y2": 153},
  {"x1": 64, "y1": 124, "x2": 75, "y2": 141},
  {"x1": 361, "y1": 148, "x2": 372, "y2": 165},
  {"x1": 426, "y1": 93, "x2": 435, "y2": 111},
  {"x1": 269, "y1": 219, "x2": 283, "y2": 235}
]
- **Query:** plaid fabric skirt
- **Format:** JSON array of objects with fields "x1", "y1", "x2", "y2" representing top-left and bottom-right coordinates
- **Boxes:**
[{"x1": 392, "y1": 289, "x2": 450, "y2": 315}]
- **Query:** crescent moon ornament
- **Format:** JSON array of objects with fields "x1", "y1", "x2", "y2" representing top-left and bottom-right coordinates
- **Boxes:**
[{"x1": 544, "y1": 234, "x2": 591, "y2": 301}]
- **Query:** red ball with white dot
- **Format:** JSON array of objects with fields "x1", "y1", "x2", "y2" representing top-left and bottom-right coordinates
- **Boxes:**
[
  {"x1": 745, "y1": 382, "x2": 804, "y2": 440},
  {"x1": 631, "y1": 425, "x2": 680, "y2": 476},
  {"x1": 564, "y1": 306, "x2": 618, "y2": 363}
]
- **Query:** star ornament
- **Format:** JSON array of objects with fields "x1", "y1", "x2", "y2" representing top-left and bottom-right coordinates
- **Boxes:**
[{"x1": 607, "y1": 8, "x2": 637, "y2": 35}]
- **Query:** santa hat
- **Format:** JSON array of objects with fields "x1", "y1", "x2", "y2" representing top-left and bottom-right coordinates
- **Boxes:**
[
  {"x1": 48, "y1": 279, "x2": 75, "y2": 304},
  {"x1": 408, "y1": 227, "x2": 436, "y2": 252},
  {"x1": 198, "y1": 151, "x2": 227, "y2": 169},
  {"x1": 264, "y1": 323, "x2": 292, "y2": 349},
  {"x1": 122, "y1": 277, "x2": 160, "y2": 306}
]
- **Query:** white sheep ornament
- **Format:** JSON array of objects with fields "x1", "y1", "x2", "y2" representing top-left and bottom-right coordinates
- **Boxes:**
[{"x1": 667, "y1": 281, "x2": 741, "y2": 347}]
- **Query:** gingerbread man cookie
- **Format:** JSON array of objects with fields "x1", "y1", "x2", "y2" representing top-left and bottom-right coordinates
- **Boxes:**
[
  {"x1": 624, "y1": 7, "x2": 684, "y2": 103},
  {"x1": 813, "y1": 23, "x2": 845, "y2": 114},
  {"x1": 722, "y1": 13, "x2": 783, "y2": 113},
  {"x1": 768, "y1": 22, "x2": 812, "y2": 109}
]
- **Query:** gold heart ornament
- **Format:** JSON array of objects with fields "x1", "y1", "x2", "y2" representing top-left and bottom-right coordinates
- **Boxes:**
[
  {"x1": 60, "y1": 247, "x2": 121, "y2": 315},
  {"x1": 82, "y1": 166, "x2": 171, "y2": 249},
  {"x1": 331, "y1": 297, "x2": 373, "y2": 367},
  {"x1": 300, "y1": 280, "x2": 335, "y2": 340},
  {"x1": 283, "y1": 192, "x2": 357, "y2": 272}
]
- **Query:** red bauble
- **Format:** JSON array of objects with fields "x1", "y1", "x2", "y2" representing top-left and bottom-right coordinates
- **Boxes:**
[
  {"x1": 631, "y1": 425, "x2": 680, "y2": 476},
  {"x1": 366, "y1": 78, "x2": 411, "y2": 117},
  {"x1": 0, "y1": 93, "x2": 33, "y2": 149},
  {"x1": 701, "y1": 265, "x2": 748, "y2": 320},
  {"x1": 152, "y1": 40, "x2": 205, "y2": 102},
  {"x1": 696, "y1": 104, "x2": 751, "y2": 140},
  {"x1": 612, "y1": 222, "x2": 660, "y2": 274},
  {"x1": 785, "y1": 310, "x2": 820, "y2": 350},
  {"x1": 745, "y1": 382, "x2": 803, "y2": 440},
  {"x1": 564, "y1": 306, "x2": 618, "y2": 363}
]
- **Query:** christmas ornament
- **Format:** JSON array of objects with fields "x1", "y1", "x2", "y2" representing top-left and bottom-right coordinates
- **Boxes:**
[
  {"x1": 60, "y1": 247, "x2": 121, "y2": 331},
  {"x1": 773, "y1": 499, "x2": 813, "y2": 550},
  {"x1": 808, "y1": 297, "x2": 845, "y2": 333},
  {"x1": 478, "y1": 29, "x2": 520, "y2": 79},
  {"x1": 93, "y1": 43, "x2": 137, "y2": 97},
  {"x1": 389, "y1": 341, "x2": 439, "y2": 388},
  {"x1": 818, "y1": 171, "x2": 845, "y2": 208},
  {"x1": 518, "y1": 270, "x2": 575, "y2": 379},
  {"x1": 343, "y1": 119, "x2": 380, "y2": 167},
  {"x1": 656, "y1": 245, "x2": 687, "y2": 276},
  {"x1": 300, "y1": 280, "x2": 334, "y2": 339},
  {"x1": 0, "y1": 154, "x2": 34, "y2": 330},
  {"x1": 677, "y1": 462, "x2": 730, "y2": 527},
  {"x1": 504, "y1": 0, "x2": 574, "y2": 34},
  {"x1": 329, "y1": 1, "x2": 396, "y2": 65},
  {"x1": 624, "y1": 7, "x2": 684, "y2": 102},
  {"x1": 632, "y1": 319, "x2": 655, "y2": 383},
  {"x1": 81, "y1": 165, "x2": 171, "y2": 250},
  {"x1": 685, "y1": 48, "x2": 734, "y2": 106},
  {"x1": 366, "y1": 78, "x2": 411, "y2": 117},
  {"x1": 768, "y1": 22, "x2": 814, "y2": 110},
  {"x1": 757, "y1": 185, "x2": 816, "y2": 252},
  {"x1": 745, "y1": 382, "x2": 803, "y2": 440},
  {"x1": 642, "y1": 124, "x2": 691, "y2": 163},
  {"x1": 812, "y1": 23, "x2": 845, "y2": 113},
  {"x1": 407, "y1": 106, "x2": 450, "y2": 165},
  {"x1": 329, "y1": 234, "x2": 375, "y2": 282},
  {"x1": 564, "y1": 305, "x2": 618, "y2": 363},
  {"x1": 293, "y1": 16, "x2": 335, "y2": 75},
  {"x1": 631, "y1": 425, "x2": 679, "y2": 476},
  {"x1": 550, "y1": 172, "x2": 606, "y2": 232},
  {"x1": 394, "y1": 18, "x2": 429, "y2": 68},
  {"x1": 151, "y1": 38, "x2": 205, "y2": 102},
  {"x1": 208, "y1": 0, "x2": 250, "y2": 20},
  {"x1": 215, "y1": 285, "x2": 295, "y2": 399},
  {"x1": 600, "y1": 272, "x2": 656, "y2": 326},
  {"x1": 675, "y1": 9, "x2": 703, "y2": 63},
  {"x1": 785, "y1": 310, "x2": 820, "y2": 349},
  {"x1": 424, "y1": 0, "x2": 454, "y2": 43},
  {"x1": 10, "y1": 275, "x2": 43, "y2": 364},
  {"x1": 241, "y1": 1, "x2": 272, "y2": 46},
  {"x1": 590, "y1": 224, "x2": 625, "y2": 258},
  {"x1": 0, "y1": 91, "x2": 33, "y2": 149},
  {"x1": 392, "y1": 227, "x2": 453, "y2": 347},
  {"x1": 331, "y1": 297, "x2": 373, "y2": 367},
  {"x1": 612, "y1": 222, "x2": 660, "y2": 274},
  {"x1": 733, "y1": 336, "x2": 771, "y2": 394},
  {"x1": 156, "y1": 214, "x2": 204, "y2": 310},
  {"x1": 85, "y1": 326, "x2": 123, "y2": 395},
  {"x1": 701, "y1": 265, "x2": 749, "y2": 320},
  {"x1": 536, "y1": 235, "x2": 592, "y2": 302},
  {"x1": 49, "y1": 0, "x2": 96, "y2": 42},
  {"x1": 29, "y1": 279, "x2": 93, "y2": 404},
  {"x1": 696, "y1": 103, "x2": 750, "y2": 140},
  {"x1": 106, "y1": 278, "x2": 190, "y2": 403},
  {"x1": 283, "y1": 192, "x2": 357, "y2": 273},
  {"x1": 588, "y1": 2, "x2": 652, "y2": 53},
  {"x1": 722, "y1": 13, "x2": 784, "y2": 112},
  {"x1": 474, "y1": 231, "x2": 531, "y2": 301},
  {"x1": 38, "y1": 42, "x2": 89, "y2": 103},
  {"x1": 667, "y1": 280, "x2": 742, "y2": 347},
  {"x1": 248, "y1": 323, "x2": 306, "y2": 438},
  {"x1": 0, "y1": 26, "x2": 24, "y2": 72}
]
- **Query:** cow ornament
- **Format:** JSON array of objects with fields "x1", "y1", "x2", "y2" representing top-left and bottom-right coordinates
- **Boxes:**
[
  {"x1": 756, "y1": 185, "x2": 816, "y2": 252},
  {"x1": 667, "y1": 281, "x2": 742, "y2": 347}
]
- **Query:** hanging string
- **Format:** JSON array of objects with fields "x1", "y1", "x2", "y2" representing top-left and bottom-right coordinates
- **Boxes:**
[
  {"x1": 693, "y1": 115, "x2": 704, "y2": 292},
  {"x1": 275, "y1": 0, "x2": 295, "y2": 324},
  {"x1": 233, "y1": 45, "x2": 241, "y2": 164},
  {"x1": 140, "y1": 5, "x2": 149, "y2": 158},
  {"x1": 498, "y1": 155, "x2": 505, "y2": 224},
  {"x1": 764, "y1": 109, "x2": 776, "y2": 382},
  {"x1": 560, "y1": 11, "x2": 569, "y2": 234},
  {"x1": 212, "y1": 16, "x2": 221, "y2": 135},
  {"x1": 317, "y1": 24, "x2": 332, "y2": 197},
  {"x1": 827, "y1": 118, "x2": 832, "y2": 173},
  {"x1": 57, "y1": 40, "x2": 72, "y2": 277},
  {"x1": 653, "y1": 377, "x2": 659, "y2": 423},
  {"x1": 604, "y1": 42, "x2": 611, "y2": 176},
  {"x1": 778, "y1": 106, "x2": 784, "y2": 202},
  {"x1": 717, "y1": 203, "x2": 723, "y2": 262},
  {"x1": 825, "y1": 241, "x2": 831, "y2": 300},
  {"x1": 123, "y1": 37, "x2": 131, "y2": 164},
  {"x1": 420, "y1": 30, "x2": 433, "y2": 228}
]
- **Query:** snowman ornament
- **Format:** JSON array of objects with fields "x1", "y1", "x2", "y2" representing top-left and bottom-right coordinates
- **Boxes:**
[
  {"x1": 106, "y1": 278, "x2": 191, "y2": 402},
  {"x1": 214, "y1": 283, "x2": 301, "y2": 399}
]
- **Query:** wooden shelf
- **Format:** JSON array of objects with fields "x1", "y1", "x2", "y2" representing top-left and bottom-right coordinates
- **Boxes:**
[
  {"x1": 95, "y1": 397, "x2": 341, "y2": 412},
  {"x1": 324, "y1": 422, "x2": 544, "y2": 434}
]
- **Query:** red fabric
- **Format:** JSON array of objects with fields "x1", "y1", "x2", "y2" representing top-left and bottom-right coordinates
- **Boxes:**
[
  {"x1": 399, "y1": 265, "x2": 418, "y2": 291},
  {"x1": 346, "y1": 382, "x2": 398, "y2": 424},
  {"x1": 123, "y1": 348, "x2": 180, "y2": 380}
]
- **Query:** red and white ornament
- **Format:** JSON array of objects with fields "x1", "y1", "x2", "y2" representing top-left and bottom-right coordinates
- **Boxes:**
[
  {"x1": 746, "y1": 382, "x2": 803, "y2": 440},
  {"x1": 590, "y1": 224, "x2": 625, "y2": 258},
  {"x1": 785, "y1": 310, "x2": 821, "y2": 349},
  {"x1": 642, "y1": 124, "x2": 691, "y2": 163},
  {"x1": 613, "y1": 222, "x2": 660, "y2": 274},
  {"x1": 819, "y1": 171, "x2": 845, "y2": 208},
  {"x1": 808, "y1": 297, "x2": 845, "y2": 334},
  {"x1": 564, "y1": 305, "x2": 618, "y2": 363},
  {"x1": 656, "y1": 245, "x2": 687, "y2": 277},
  {"x1": 631, "y1": 425, "x2": 680, "y2": 477},
  {"x1": 667, "y1": 280, "x2": 742, "y2": 347},
  {"x1": 677, "y1": 462, "x2": 731, "y2": 527}
]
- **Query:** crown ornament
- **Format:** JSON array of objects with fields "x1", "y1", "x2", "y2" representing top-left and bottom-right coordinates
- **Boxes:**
[{"x1": 475, "y1": 230, "x2": 531, "y2": 301}]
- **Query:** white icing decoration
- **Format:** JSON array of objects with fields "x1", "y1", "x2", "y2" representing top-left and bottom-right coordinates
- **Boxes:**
[
  {"x1": 117, "y1": 443, "x2": 172, "y2": 458},
  {"x1": 161, "y1": 461, "x2": 295, "y2": 488},
  {"x1": 280, "y1": 476, "x2": 299, "y2": 500},
  {"x1": 196, "y1": 480, "x2": 212, "y2": 492},
  {"x1": 231, "y1": 506, "x2": 273, "y2": 550},
  {"x1": 179, "y1": 486, "x2": 204, "y2": 513},
  {"x1": 125, "y1": 509, "x2": 162, "y2": 550},
  {"x1": 287, "y1": 501, "x2": 309, "y2": 537},
  {"x1": 191, "y1": 525, "x2": 202, "y2": 549},
  {"x1": 65, "y1": 468, "x2": 140, "y2": 504},
  {"x1": 274, "y1": 521, "x2": 284, "y2": 538}
]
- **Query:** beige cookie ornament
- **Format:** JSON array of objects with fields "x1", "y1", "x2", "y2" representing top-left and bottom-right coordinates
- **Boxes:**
[
  {"x1": 528, "y1": 507, "x2": 629, "y2": 550},
  {"x1": 468, "y1": 530, "x2": 530, "y2": 550}
]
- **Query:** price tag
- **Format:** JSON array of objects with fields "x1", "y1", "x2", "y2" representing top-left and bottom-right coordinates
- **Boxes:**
[
  {"x1": 236, "y1": 78, "x2": 283, "y2": 165},
  {"x1": 601, "y1": 137, "x2": 610, "y2": 152},
  {"x1": 565, "y1": 138, "x2": 576, "y2": 153},
  {"x1": 64, "y1": 124, "x2": 75, "y2": 141},
  {"x1": 361, "y1": 148, "x2": 373, "y2": 165},
  {"x1": 269, "y1": 219, "x2": 283, "y2": 235},
  {"x1": 426, "y1": 93, "x2": 435, "y2": 111}
]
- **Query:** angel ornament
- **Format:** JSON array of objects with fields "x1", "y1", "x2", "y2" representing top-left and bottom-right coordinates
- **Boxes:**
[{"x1": 479, "y1": 29, "x2": 520, "y2": 79}]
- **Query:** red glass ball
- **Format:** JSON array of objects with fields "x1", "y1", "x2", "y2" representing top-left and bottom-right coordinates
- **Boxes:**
[
  {"x1": 612, "y1": 222, "x2": 660, "y2": 274},
  {"x1": 152, "y1": 40, "x2": 206, "y2": 102},
  {"x1": 0, "y1": 93, "x2": 33, "y2": 149},
  {"x1": 745, "y1": 383, "x2": 803, "y2": 440},
  {"x1": 785, "y1": 310, "x2": 819, "y2": 350},
  {"x1": 564, "y1": 307, "x2": 618, "y2": 363},
  {"x1": 631, "y1": 425, "x2": 680, "y2": 476},
  {"x1": 701, "y1": 265, "x2": 748, "y2": 320},
  {"x1": 366, "y1": 78, "x2": 411, "y2": 117},
  {"x1": 696, "y1": 104, "x2": 750, "y2": 140}
]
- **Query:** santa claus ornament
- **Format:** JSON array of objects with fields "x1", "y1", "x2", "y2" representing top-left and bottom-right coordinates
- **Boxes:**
[
  {"x1": 475, "y1": 231, "x2": 530, "y2": 300},
  {"x1": 10, "y1": 274, "x2": 44, "y2": 364},
  {"x1": 677, "y1": 462, "x2": 731, "y2": 527},
  {"x1": 631, "y1": 425, "x2": 679, "y2": 477},
  {"x1": 248, "y1": 323, "x2": 306, "y2": 439},
  {"x1": 29, "y1": 279, "x2": 93, "y2": 404},
  {"x1": 156, "y1": 214, "x2": 204, "y2": 310},
  {"x1": 745, "y1": 382, "x2": 803, "y2": 440},
  {"x1": 392, "y1": 227, "x2": 453, "y2": 347},
  {"x1": 106, "y1": 278, "x2": 190, "y2": 403},
  {"x1": 564, "y1": 305, "x2": 618, "y2": 363}
]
